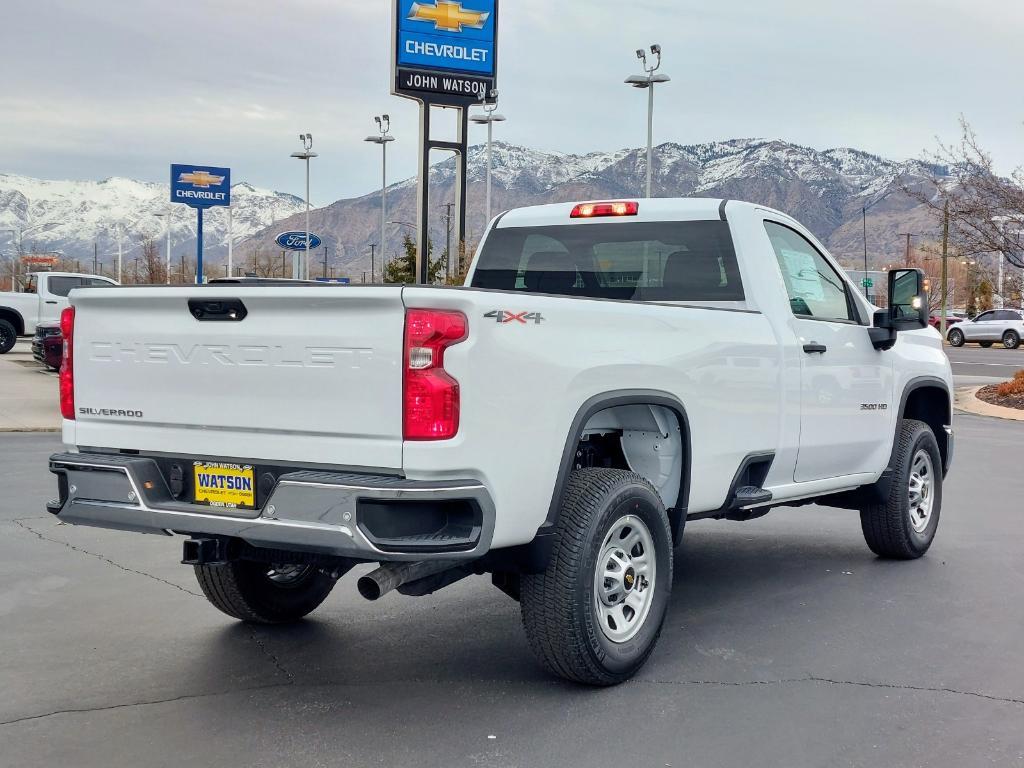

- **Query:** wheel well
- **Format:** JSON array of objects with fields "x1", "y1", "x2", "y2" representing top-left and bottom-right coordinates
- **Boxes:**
[
  {"x1": 567, "y1": 403, "x2": 688, "y2": 545},
  {"x1": 903, "y1": 385, "x2": 951, "y2": 469},
  {"x1": 0, "y1": 307, "x2": 25, "y2": 336}
]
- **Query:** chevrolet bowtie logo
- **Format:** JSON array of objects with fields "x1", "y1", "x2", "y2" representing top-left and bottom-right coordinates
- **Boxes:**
[
  {"x1": 408, "y1": 1, "x2": 489, "y2": 32},
  {"x1": 178, "y1": 170, "x2": 225, "y2": 188}
]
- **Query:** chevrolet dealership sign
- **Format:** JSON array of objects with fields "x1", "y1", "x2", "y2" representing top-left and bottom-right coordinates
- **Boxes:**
[
  {"x1": 170, "y1": 164, "x2": 232, "y2": 209},
  {"x1": 394, "y1": 0, "x2": 497, "y2": 103}
]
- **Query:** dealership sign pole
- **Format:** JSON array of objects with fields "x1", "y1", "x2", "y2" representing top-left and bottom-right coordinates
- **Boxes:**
[
  {"x1": 170, "y1": 164, "x2": 232, "y2": 284},
  {"x1": 393, "y1": 0, "x2": 498, "y2": 283}
]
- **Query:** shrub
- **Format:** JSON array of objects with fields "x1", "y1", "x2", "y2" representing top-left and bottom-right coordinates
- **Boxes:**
[{"x1": 995, "y1": 370, "x2": 1024, "y2": 398}]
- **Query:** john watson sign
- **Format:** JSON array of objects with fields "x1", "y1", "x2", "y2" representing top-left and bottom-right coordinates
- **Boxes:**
[{"x1": 394, "y1": 0, "x2": 498, "y2": 103}]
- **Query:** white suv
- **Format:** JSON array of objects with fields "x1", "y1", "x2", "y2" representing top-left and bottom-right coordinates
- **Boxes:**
[{"x1": 947, "y1": 309, "x2": 1024, "y2": 349}]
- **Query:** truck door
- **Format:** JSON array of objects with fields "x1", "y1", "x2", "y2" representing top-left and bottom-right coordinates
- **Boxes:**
[
  {"x1": 763, "y1": 221, "x2": 894, "y2": 483},
  {"x1": 37, "y1": 275, "x2": 79, "y2": 325}
]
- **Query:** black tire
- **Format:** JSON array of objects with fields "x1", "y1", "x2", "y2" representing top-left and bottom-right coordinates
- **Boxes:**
[
  {"x1": 194, "y1": 561, "x2": 336, "y2": 624},
  {"x1": 947, "y1": 328, "x2": 965, "y2": 347},
  {"x1": 860, "y1": 419, "x2": 942, "y2": 560},
  {"x1": 520, "y1": 469, "x2": 673, "y2": 686},
  {"x1": 979, "y1": 341, "x2": 993, "y2": 348},
  {"x1": 0, "y1": 319, "x2": 16, "y2": 355},
  {"x1": 1003, "y1": 330, "x2": 1020, "y2": 350}
]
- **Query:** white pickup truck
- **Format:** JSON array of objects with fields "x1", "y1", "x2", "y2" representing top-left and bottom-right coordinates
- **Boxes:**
[
  {"x1": 47, "y1": 198, "x2": 953, "y2": 685},
  {"x1": 0, "y1": 271, "x2": 117, "y2": 354}
]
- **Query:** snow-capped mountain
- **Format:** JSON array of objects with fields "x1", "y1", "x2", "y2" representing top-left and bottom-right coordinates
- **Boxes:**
[
  {"x1": 243, "y1": 138, "x2": 946, "y2": 276},
  {"x1": 0, "y1": 138, "x2": 946, "y2": 277},
  {"x1": 0, "y1": 174, "x2": 304, "y2": 268}
]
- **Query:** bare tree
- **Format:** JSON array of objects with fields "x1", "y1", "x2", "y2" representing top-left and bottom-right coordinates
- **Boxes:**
[
  {"x1": 908, "y1": 117, "x2": 1024, "y2": 267},
  {"x1": 139, "y1": 238, "x2": 167, "y2": 284}
]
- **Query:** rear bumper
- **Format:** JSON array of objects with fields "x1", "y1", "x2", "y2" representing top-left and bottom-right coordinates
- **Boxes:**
[{"x1": 47, "y1": 452, "x2": 495, "y2": 562}]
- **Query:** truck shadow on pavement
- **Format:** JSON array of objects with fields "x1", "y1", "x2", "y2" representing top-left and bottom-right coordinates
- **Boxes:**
[{"x1": 202, "y1": 516, "x2": 940, "y2": 690}]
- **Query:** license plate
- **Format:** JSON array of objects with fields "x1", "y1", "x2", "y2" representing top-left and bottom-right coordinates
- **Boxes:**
[{"x1": 193, "y1": 462, "x2": 255, "y2": 509}]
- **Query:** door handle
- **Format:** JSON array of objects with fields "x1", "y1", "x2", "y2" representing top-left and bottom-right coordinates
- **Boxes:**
[
  {"x1": 44, "y1": 300, "x2": 58, "y2": 305},
  {"x1": 802, "y1": 342, "x2": 827, "y2": 354}
]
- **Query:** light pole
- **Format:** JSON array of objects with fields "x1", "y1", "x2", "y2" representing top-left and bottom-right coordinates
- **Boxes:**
[
  {"x1": 154, "y1": 210, "x2": 173, "y2": 284},
  {"x1": 226, "y1": 206, "x2": 234, "y2": 280},
  {"x1": 116, "y1": 222, "x2": 124, "y2": 283},
  {"x1": 1, "y1": 231, "x2": 14, "y2": 291},
  {"x1": 365, "y1": 115, "x2": 395, "y2": 284},
  {"x1": 291, "y1": 133, "x2": 317, "y2": 280},
  {"x1": 470, "y1": 90, "x2": 507, "y2": 227},
  {"x1": 626, "y1": 44, "x2": 670, "y2": 199}
]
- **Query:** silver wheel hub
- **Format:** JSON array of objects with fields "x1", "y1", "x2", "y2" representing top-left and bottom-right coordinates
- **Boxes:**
[
  {"x1": 908, "y1": 449, "x2": 935, "y2": 534},
  {"x1": 594, "y1": 515, "x2": 656, "y2": 644}
]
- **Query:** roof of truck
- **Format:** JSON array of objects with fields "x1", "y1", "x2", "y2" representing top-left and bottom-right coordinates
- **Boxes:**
[{"x1": 494, "y1": 198, "x2": 765, "y2": 228}]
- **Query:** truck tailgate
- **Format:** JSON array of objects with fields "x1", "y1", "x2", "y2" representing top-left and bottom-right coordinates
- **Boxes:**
[{"x1": 69, "y1": 286, "x2": 405, "y2": 470}]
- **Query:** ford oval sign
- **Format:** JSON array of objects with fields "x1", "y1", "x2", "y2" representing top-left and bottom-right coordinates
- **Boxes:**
[{"x1": 276, "y1": 232, "x2": 323, "y2": 251}]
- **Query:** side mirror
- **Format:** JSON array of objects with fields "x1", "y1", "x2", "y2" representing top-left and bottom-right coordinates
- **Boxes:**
[
  {"x1": 869, "y1": 268, "x2": 928, "y2": 350},
  {"x1": 888, "y1": 268, "x2": 928, "y2": 331}
]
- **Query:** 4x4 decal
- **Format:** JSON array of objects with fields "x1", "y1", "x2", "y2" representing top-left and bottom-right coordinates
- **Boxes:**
[{"x1": 484, "y1": 310, "x2": 545, "y2": 325}]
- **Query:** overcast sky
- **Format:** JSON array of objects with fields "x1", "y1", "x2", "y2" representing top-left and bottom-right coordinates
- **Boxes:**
[{"x1": 2, "y1": 0, "x2": 1021, "y2": 204}]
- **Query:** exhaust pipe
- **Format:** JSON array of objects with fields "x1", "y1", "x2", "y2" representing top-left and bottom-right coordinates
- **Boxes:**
[{"x1": 358, "y1": 559, "x2": 461, "y2": 601}]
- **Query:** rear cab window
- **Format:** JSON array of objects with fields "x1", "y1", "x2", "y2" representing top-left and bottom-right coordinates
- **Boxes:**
[{"x1": 470, "y1": 220, "x2": 745, "y2": 306}]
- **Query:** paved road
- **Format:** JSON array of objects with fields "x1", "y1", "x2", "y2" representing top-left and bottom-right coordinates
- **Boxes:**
[
  {"x1": 946, "y1": 343, "x2": 1024, "y2": 380},
  {"x1": 1, "y1": 417, "x2": 1022, "y2": 767}
]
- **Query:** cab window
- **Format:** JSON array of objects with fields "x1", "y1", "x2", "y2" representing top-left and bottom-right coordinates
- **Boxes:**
[
  {"x1": 46, "y1": 277, "x2": 83, "y2": 297},
  {"x1": 764, "y1": 221, "x2": 854, "y2": 322}
]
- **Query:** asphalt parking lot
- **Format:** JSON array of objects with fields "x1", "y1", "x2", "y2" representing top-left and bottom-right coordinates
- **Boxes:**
[
  {"x1": 2, "y1": 363, "x2": 1023, "y2": 767},
  {"x1": 946, "y1": 343, "x2": 1024, "y2": 381}
]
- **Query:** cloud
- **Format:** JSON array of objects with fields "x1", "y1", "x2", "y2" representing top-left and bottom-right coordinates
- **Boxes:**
[{"x1": 2, "y1": 0, "x2": 1022, "y2": 203}]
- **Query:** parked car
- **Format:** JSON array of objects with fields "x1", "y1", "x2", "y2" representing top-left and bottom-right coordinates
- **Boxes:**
[
  {"x1": 929, "y1": 312, "x2": 965, "y2": 330},
  {"x1": 31, "y1": 323, "x2": 63, "y2": 370},
  {"x1": 47, "y1": 198, "x2": 953, "y2": 686},
  {"x1": 0, "y1": 272, "x2": 117, "y2": 355},
  {"x1": 947, "y1": 309, "x2": 1024, "y2": 349}
]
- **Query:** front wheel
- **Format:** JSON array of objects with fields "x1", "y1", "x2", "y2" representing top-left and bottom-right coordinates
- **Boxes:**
[
  {"x1": 520, "y1": 469, "x2": 673, "y2": 686},
  {"x1": 194, "y1": 561, "x2": 337, "y2": 624},
  {"x1": 1003, "y1": 330, "x2": 1020, "y2": 350},
  {"x1": 860, "y1": 419, "x2": 942, "y2": 559},
  {"x1": 0, "y1": 319, "x2": 16, "y2": 355},
  {"x1": 947, "y1": 328, "x2": 965, "y2": 347}
]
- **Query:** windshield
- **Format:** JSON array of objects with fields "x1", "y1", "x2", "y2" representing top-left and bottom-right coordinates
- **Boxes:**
[{"x1": 470, "y1": 220, "x2": 744, "y2": 303}]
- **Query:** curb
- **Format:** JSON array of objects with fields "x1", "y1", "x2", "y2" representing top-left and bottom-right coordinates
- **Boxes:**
[{"x1": 954, "y1": 385, "x2": 1024, "y2": 422}]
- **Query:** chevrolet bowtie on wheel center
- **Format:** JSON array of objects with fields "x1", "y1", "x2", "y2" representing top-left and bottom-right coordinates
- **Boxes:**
[{"x1": 46, "y1": 198, "x2": 953, "y2": 686}]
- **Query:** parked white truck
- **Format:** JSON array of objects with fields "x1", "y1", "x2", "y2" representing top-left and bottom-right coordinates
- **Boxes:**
[
  {"x1": 0, "y1": 271, "x2": 117, "y2": 353},
  {"x1": 47, "y1": 199, "x2": 953, "y2": 685}
]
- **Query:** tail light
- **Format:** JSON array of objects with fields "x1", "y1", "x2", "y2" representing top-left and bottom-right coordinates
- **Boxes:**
[
  {"x1": 403, "y1": 309, "x2": 468, "y2": 440},
  {"x1": 59, "y1": 307, "x2": 75, "y2": 420},
  {"x1": 570, "y1": 201, "x2": 639, "y2": 218}
]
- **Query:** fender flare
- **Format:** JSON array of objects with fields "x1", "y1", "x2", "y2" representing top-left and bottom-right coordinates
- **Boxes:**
[
  {"x1": 0, "y1": 305, "x2": 27, "y2": 336},
  {"x1": 873, "y1": 375, "x2": 952, "y2": 498},
  {"x1": 544, "y1": 389, "x2": 692, "y2": 545}
]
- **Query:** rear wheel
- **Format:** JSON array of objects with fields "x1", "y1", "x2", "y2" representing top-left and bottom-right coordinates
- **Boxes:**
[
  {"x1": 1003, "y1": 330, "x2": 1020, "y2": 350},
  {"x1": 860, "y1": 419, "x2": 942, "y2": 559},
  {"x1": 0, "y1": 319, "x2": 16, "y2": 355},
  {"x1": 194, "y1": 561, "x2": 336, "y2": 623},
  {"x1": 520, "y1": 469, "x2": 673, "y2": 686},
  {"x1": 947, "y1": 328, "x2": 965, "y2": 347}
]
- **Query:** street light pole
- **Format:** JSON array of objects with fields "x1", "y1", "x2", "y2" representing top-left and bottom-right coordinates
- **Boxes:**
[
  {"x1": 291, "y1": 134, "x2": 318, "y2": 280},
  {"x1": 470, "y1": 90, "x2": 507, "y2": 228},
  {"x1": 154, "y1": 210, "x2": 173, "y2": 284},
  {"x1": 116, "y1": 223, "x2": 123, "y2": 283},
  {"x1": 626, "y1": 45, "x2": 670, "y2": 199},
  {"x1": 227, "y1": 206, "x2": 234, "y2": 280},
  {"x1": 365, "y1": 115, "x2": 395, "y2": 285}
]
